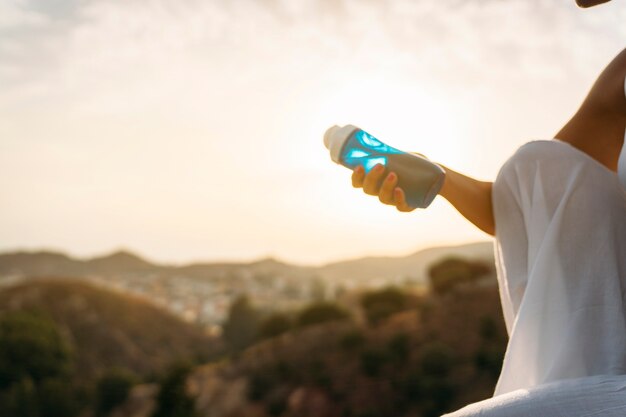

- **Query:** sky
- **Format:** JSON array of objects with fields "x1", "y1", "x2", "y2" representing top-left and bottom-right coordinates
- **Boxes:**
[{"x1": 1, "y1": 0, "x2": 625, "y2": 266}]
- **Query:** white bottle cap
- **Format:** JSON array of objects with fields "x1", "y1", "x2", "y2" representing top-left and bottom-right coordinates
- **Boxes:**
[{"x1": 323, "y1": 124, "x2": 360, "y2": 163}]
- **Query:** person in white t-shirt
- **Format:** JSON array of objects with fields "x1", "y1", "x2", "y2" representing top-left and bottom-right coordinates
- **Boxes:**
[{"x1": 351, "y1": 1, "x2": 626, "y2": 415}]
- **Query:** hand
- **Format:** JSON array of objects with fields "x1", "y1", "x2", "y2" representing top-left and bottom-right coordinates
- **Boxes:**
[{"x1": 351, "y1": 164, "x2": 415, "y2": 212}]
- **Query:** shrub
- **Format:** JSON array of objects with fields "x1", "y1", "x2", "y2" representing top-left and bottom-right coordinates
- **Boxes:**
[
  {"x1": 479, "y1": 315, "x2": 499, "y2": 341},
  {"x1": 339, "y1": 330, "x2": 365, "y2": 351},
  {"x1": 0, "y1": 311, "x2": 72, "y2": 388},
  {"x1": 356, "y1": 409, "x2": 383, "y2": 417},
  {"x1": 0, "y1": 377, "x2": 38, "y2": 417},
  {"x1": 0, "y1": 312, "x2": 82, "y2": 417},
  {"x1": 267, "y1": 398, "x2": 287, "y2": 416},
  {"x1": 296, "y1": 302, "x2": 349, "y2": 328},
  {"x1": 387, "y1": 332, "x2": 410, "y2": 365},
  {"x1": 309, "y1": 360, "x2": 331, "y2": 389},
  {"x1": 95, "y1": 368, "x2": 137, "y2": 417},
  {"x1": 474, "y1": 346, "x2": 505, "y2": 378},
  {"x1": 39, "y1": 378, "x2": 80, "y2": 417},
  {"x1": 248, "y1": 371, "x2": 276, "y2": 402},
  {"x1": 222, "y1": 295, "x2": 260, "y2": 352},
  {"x1": 258, "y1": 313, "x2": 292, "y2": 340},
  {"x1": 398, "y1": 369, "x2": 423, "y2": 402},
  {"x1": 421, "y1": 343, "x2": 454, "y2": 377},
  {"x1": 427, "y1": 257, "x2": 491, "y2": 295},
  {"x1": 152, "y1": 362, "x2": 196, "y2": 417},
  {"x1": 360, "y1": 349, "x2": 387, "y2": 377},
  {"x1": 360, "y1": 287, "x2": 407, "y2": 325}
]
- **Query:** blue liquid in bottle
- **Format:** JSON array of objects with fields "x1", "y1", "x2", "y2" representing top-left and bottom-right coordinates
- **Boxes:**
[{"x1": 324, "y1": 125, "x2": 445, "y2": 209}]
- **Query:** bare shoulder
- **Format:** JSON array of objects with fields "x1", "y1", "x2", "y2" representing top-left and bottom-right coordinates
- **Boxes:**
[
  {"x1": 555, "y1": 48, "x2": 626, "y2": 172},
  {"x1": 583, "y1": 47, "x2": 626, "y2": 116}
]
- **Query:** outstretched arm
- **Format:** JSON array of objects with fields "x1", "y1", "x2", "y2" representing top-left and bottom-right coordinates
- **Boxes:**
[
  {"x1": 352, "y1": 164, "x2": 495, "y2": 236},
  {"x1": 438, "y1": 166, "x2": 494, "y2": 236}
]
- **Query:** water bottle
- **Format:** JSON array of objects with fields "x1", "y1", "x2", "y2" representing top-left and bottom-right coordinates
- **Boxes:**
[{"x1": 323, "y1": 125, "x2": 446, "y2": 209}]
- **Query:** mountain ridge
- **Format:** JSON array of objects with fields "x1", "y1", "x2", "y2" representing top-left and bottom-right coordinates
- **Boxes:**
[{"x1": 0, "y1": 241, "x2": 494, "y2": 286}]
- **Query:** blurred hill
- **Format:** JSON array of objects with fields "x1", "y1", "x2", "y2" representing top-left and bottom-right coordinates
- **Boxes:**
[
  {"x1": 0, "y1": 241, "x2": 493, "y2": 286},
  {"x1": 115, "y1": 285, "x2": 506, "y2": 417},
  {"x1": 0, "y1": 252, "x2": 502, "y2": 417},
  {"x1": 0, "y1": 250, "x2": 160, "y2": 278},
  {"x1": 317, "y1": 241, "x2": 493, "y2": 284},
  {"x1": 0, "y1": 279, "x2": 219, "y2": 383}
]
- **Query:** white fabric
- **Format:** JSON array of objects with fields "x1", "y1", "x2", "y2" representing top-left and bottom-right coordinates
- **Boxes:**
[
  {"x1": 443, "y1": 374, "x2": 626, "y2": 417},
  {"x1": 444, "y1": 139, "x2": 626, "y2": 417},
  {"x1": 618, "y1": 75, "x2": 626, "y2": 189},
  {"x1": 445, "y1": 76, "x2": 626, "y2": 416},
  {"x1": 492, "y1": 139, "x2": 626, "y2": 396}
]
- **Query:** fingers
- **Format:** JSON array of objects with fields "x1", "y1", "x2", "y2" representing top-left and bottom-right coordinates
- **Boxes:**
[
  {"x1": 362, "y1": 164, "x2": 386, "y2": 195},
  {"x1": 378, "y1": 172, "x2": 397, "y2": 204},
  {"x1": 351, "y1": 165, "x2": 364, "y2": 188},
  {"x1": 351, "y1": 164, "x2": 415, "y2": 213},
  {"x1": 393, "y1": 188, "x2": 415, "y2": 212}
]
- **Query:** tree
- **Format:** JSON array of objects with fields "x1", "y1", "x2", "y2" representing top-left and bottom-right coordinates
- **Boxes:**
[
  {"x1": 0, "y1": 312, "x2": 79, "y2": 417},
  {"x1": 258, "y1": 313, "x2": 292, "y2": 340},
  {"x1": 387, "y1": 332, "x2": 410, "y2": 365},
  {"x1": 39, "y1": 378, "x2": 80, "y2": 417},
  {"x1": 421, "y1": 342, "x2": 454, "y2": 377},
  {"x1": 152, "y1": 362, "x2": 196, "y2": 417},
  {"x1": 296, "y1": 301, "x2": 350, "y2": 328},
  {"x1": 360, "y1": 287, "x2": 407, "y2": 325},
  {"x1": 427, "y1": 257, "x2": 491, "y2": 295},
  {"x1": 0, "y1": 377, "x2": 38, "y2": 417},
  {"x1": 95, "y1": 368, "x2": 137, "y2": 417},
  {"x1": 0, "y1": 311, "x2": 72, "y2": 389},
  {"x1": 222, "y1": 295, "x2": 260, "y2": 351}
]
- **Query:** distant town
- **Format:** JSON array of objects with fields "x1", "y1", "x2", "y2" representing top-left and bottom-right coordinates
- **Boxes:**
[{"x1": 0, "y1": 241, "x2": 494, "y2": 333}]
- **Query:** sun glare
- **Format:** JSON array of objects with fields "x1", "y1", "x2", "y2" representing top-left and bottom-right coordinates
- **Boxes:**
[{"x1": 312, "y1": 73, "x2": 469, "y2": 168}]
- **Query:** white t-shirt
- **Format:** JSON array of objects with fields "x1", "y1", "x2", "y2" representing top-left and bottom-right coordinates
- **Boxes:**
[
  {"x1": 617, "y1": 75, "x2": 626, "y2": 189},
  {"x1": 492, "y1": 138, "x2": 626, "y2": 396}
]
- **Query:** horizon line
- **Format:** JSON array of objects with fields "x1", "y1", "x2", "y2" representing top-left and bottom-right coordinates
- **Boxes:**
[{"x1": 0, "y1": 240, "x2": 494, "y2": 269}]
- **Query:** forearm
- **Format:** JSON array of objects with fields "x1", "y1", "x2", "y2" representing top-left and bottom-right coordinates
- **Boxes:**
[{"x1": 438, "y1": 165, "x2": 495, "y2": 236}]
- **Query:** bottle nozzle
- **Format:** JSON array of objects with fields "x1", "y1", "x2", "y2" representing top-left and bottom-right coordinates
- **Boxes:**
[{"x1": 323, "y1": 125, "x2": 340, "y2": 150}]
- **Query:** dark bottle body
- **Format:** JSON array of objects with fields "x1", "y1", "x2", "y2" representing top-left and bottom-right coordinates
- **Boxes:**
[{"x1": 327, "y1": 127, "x2": 445, "y2": 209}]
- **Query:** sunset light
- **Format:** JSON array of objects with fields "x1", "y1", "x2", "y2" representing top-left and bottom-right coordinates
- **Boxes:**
[
  {"x1": 1, "y1": 0, "x2": 624, "y2": 265},
  {"x1": 2, "y1": 1, "x2": 626, "y2": 416}
]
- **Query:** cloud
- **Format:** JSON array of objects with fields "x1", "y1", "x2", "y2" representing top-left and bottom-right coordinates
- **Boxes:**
[
  {"x1": 1, "y1": 0, "x2": 625, "y2": 263},
  {"x1": 1, "y1": 0, "x2": 623, "y2": 101}
]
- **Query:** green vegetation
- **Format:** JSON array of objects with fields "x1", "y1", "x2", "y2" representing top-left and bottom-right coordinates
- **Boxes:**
[
  {"x1": 360, "y1": 348, "x2": 387, "y2": 377},
  {"x1": 421, "y1": 342, "x2": 455, "y2": 377},
  {"x1": 152, "y1": 362, "x2": 196, "y2": 417},
  {"x1": 339, "y1": 329, "x2": 365, "y2": 351},
  {"x1": 0, "y1": 311, "x2": 72, "y2": 388},
  {"x1": 479, "y1": 315, "x2": 500, "y2": 341},
  {"x1": 475, "y1": 315, "x2": 506, "y2": 377},
  {"x1": 360, "y1": 286, "x2": 407, "y2": 325},
  {"x1": 428, "y1": 257, "x2": 491, "y2": 295},
  {"x1": 387, "y1": 332, "x2": 410, "y2": 365},
  {"x1": 248, "y1": 370, "x2": 277, "y2": 402},
  {"x1": 0, "y1": 253, "x2": 506, "y2": 417},
  {"x1": 296, "y1": 301, "x2": 350, "y2": 327},
  {"x1": 222, "y1": 295, "x2": 260, "y2": 351},
  {"x1": 38, "y1": 379, "x2": 82, "y2": 417},
  {"x1": 223, "y1": 275, "x2": 506, "y2": 417},
  {"x1": 95, "y1": 368, "x2": 138, "y2": 416},
  {"x1": 0, "y1": 280, "x2": 218, "y2": 417},
  {"x1": 0, "y1": 312, "x2": 81, "y2": 417},
  {"x1": 258, "y1": 312, "x2": 292, "y2": 340}
]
